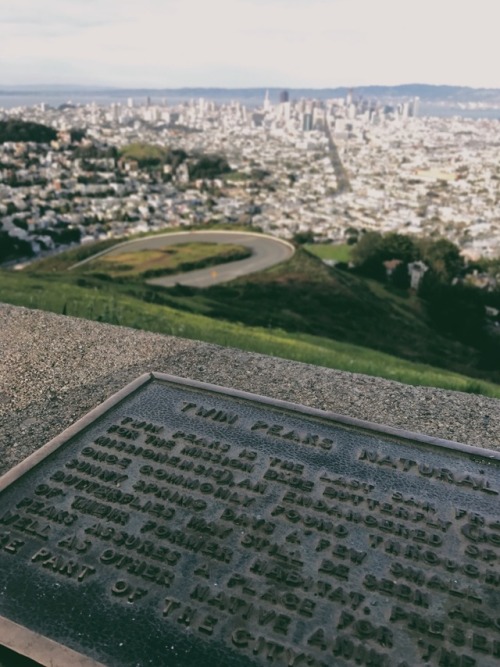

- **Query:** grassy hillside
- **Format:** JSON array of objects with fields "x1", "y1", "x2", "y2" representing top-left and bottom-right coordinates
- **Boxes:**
[
  {"x1": 1, "y1": 268, "x2": 498, "y2": 397},
  {"x1": 27, "y1": 239, "x2": 119, "y2": 272},
  {"x1": 77, "y1": 242, "x2": 250, "y2": 279},
  {"x1": 305, "y1": 243, "x2": 352, "y2": 263},
  {"x1": 2, "y1": 234, "x2": 500, "y2": 396},
  {"x1": 148, "y1": 249, "x2": 496, "y2": 383}
]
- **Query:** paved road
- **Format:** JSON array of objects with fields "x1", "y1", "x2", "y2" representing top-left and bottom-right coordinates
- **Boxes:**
[
  {"x1": 72, "y1": 230, "x2": 295, "y2": 287},
  {"x1": 325, "y1": 122, "x2": 351, "y2": 194}
]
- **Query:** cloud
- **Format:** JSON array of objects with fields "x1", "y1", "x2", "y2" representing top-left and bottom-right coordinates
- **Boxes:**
[
  {"x1": 1, "y1": 0, "x2": 123, "y2": 34},
  {"x1": 1, "y1": 0, "x2": 500, "y2": 87}
]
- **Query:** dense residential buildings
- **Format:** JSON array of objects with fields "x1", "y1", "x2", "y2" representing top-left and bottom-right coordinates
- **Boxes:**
[{"x1": 1, "y1": 92, "x2": 499, "y2": 263}]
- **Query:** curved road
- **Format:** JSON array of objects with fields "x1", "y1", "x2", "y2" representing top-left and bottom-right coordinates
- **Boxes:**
[{"x1": 71, "y1": 231, "x2": 295, "y2": 287}]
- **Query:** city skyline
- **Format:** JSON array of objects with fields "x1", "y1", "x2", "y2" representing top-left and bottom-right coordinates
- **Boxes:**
[{"x1": 1, "y1": 0, "x2": 500, "y2": 89}]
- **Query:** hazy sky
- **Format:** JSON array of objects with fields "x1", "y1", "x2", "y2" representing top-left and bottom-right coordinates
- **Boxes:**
[{"x1": 1, "y1": 0, "x2": 500, "y2": 88}]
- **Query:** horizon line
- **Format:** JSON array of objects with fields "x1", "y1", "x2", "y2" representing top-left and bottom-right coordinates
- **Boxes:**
[{"x1": 0, "y1": 82, "x2": 497, "y2": 92}]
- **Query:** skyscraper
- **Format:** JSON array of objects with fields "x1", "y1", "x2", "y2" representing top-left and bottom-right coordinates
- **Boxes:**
[
  {"x1": 302, "y1": 113, "x2": 313, "y2": 132},
  {"x1": 410, "y1": 97, "x2": 420, "y2": 117}
]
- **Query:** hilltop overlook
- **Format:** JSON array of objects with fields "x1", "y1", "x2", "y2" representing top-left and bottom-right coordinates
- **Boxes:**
[{"x1": 1, "y1": 93, "x2": 500, "y2": 401}]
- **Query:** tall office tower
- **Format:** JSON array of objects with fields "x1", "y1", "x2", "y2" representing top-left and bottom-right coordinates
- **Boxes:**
[
  {"x1": 335, "y1": 118, "x2": 346, "y2": 134},
  {"x1": 127, "y1": 98, "x2": 134, "y2": 108},
  {"x1": 281, "y1": 101, "x2": 291, "y2": 122},
  {"x1": 263, "y1": 90, "x2": 271, "y2": 111},
  {"x1": 313, "y1": 107, "x2": 326, "y2": 127},
  {"x1": 110, "y1": 103, "x2": 120, "y2": 122},
  {"x1": 280, "y1": 90, "x2": 290, "y2": 103},
  {"x1": 410, "y1": 97, "x2": 420, "y2": 117},
  {"x1": 302, "y1": 112, "x2": 313, "y2": 132}
]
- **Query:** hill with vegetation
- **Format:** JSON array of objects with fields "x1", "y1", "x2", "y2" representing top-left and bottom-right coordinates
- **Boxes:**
[
  {"x1": 158, "y1": 249, "x2": 499, "y2": 383},
  {"x1": 0, "y1": 119, "x2": 57, "y2": 144},
  {"x1": 76, "y1": 242, "x2": 250, "y2": 279},
  {"x1": 118, "y1": 142, "x2": 230, "y2": 180},
  {"x1": 1, "y1": 230, "x2": 500, "y2": 398}
]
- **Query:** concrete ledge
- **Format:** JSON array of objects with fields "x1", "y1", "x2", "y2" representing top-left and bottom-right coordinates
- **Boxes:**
[{"x1": 1, "y1": 302, "x2": 499, "y2": 480}]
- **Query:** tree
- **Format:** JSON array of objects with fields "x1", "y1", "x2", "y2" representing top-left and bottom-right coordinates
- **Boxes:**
[
  {"x1": 293, "y1": 230, "x2": 315, "y2": 245},
  {"x1": 351, "y1": 231, "x2": 419, "y2": 281},
  {"x1": 70, "y1": 128, "x2": 86, "y2": 143},
  {"x1": 391, "y1": 261, "x2": 411, "y2": 289},
  {"x1": 352, "y1": 232, "x2": 419, "y2": 267},
  {"x1": 379, "y1": 233, "x2": 419, "y2": 264},
  {"x1": 418, "y1": 238, "x2": 464, "y2": 284},
  {"x1": 0, "y1": 120, "x2": 57, "y2": 144},
  {"x1": 350, "y1": 231, "x2": 384, "y2": 266},
  {"x1": 0, "y1": 231, "x2": 33, "y2": 261},
  {"x1": 419, "y1": 273, "x2": 485, "y2": 344},
  {"x1": 188, "y1": 155, "x2": 231, "y2": 180}
]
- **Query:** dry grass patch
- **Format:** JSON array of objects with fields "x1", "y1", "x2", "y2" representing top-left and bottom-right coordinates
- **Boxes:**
[{"x1": 83, "y1": 242, "x2": 251, "y2": 278}]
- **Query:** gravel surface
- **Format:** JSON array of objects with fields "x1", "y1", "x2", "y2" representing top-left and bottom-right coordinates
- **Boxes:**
[
  {"x1": 1, "y1": 302, "x2": 499, "y2": 477},
  {"x1": 0, "y1": 302, "x2": 499, "y2": 666}
]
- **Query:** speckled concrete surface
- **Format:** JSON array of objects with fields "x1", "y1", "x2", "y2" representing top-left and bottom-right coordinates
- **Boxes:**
[
  {"x1": 1, "y1": 302, "x2": 499, "y2": 479},
  {"x1": 1, "y1": 302, "x2": 500, "y2": 666}
]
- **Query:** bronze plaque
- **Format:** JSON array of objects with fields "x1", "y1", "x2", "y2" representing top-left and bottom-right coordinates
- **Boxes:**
[{"x1": 0, "y1": 373, "x2": 499, "y2": 667}]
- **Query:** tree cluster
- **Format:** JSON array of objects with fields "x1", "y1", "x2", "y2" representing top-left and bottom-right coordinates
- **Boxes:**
[
  {"x1": 43, "y1": 227, "x2": 81, "y2": 245},
  {"x1": 0, "y1": 230, "x2": 33, "y2": 262},
  {"x1": 351, "y1": 232, "x2": 464, "y2": 284},
  {"x1": 117, "y1": 143, "x2": 231, "y2": 181},
  {"x1": 350, "y1": 231, "x2": 498, "y2": 354},
  {"x1": 293, "y1": 230, "x2": 315, "y2": 245},
  {"x1": 75, "y1": 145, "x2": 117, "y2": 160},
  {"x1": 70, "y1": 128, "x2": 86, "y2": 143},
  {"x1": 188, "y1": 155, "x2": 231, "y2": 180},
  {"x1": 0, "y1": 120, "x2": 57, "y2": 144},
  {"x1": 118, "y1": 143, "x2": 188, "y2": 171}
]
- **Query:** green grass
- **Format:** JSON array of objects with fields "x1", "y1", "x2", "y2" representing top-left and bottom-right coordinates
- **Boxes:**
[
  {"x1": 305, "y1": 243, "x2": 352, "y2": 263},
  {"x1": 178, "y1": 250, "x2": 463, "y2": 368},
  {"x1": 29, "y1": 239, "x2": 119, "y2": 272},
  {"x1": 81, "y1": 243, "x2": 251, "y2": 278},
  {"x1": 119, "y1": 143, "x2": 169, "y2": 164},
  {"x1": 3, "y1": 233, "x2": 500, "y2": 398},
  {"x1": 29, "y1": 227, "x2": 256, "y2": 273},
  {"x1": 223, "y1": 171, "x2": 251, "y2": 182},
  {"x1": 1, "y1": 268, "x2": 499, "y2": 398}
]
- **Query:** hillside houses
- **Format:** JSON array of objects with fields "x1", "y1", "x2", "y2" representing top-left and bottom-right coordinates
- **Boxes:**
[{"x1": 1, "y1": 96, "x2": 500, "y2": 263}]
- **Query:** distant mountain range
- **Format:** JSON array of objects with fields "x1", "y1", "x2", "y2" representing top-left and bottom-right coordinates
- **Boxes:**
[{"x1": 1, "y1": 84, "x2": 500, "y2": 102}]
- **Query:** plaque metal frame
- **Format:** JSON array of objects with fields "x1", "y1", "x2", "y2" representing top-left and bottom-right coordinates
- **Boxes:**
[{"x1": 1, "y1": 371, "x2": 499, "y2": 667}]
